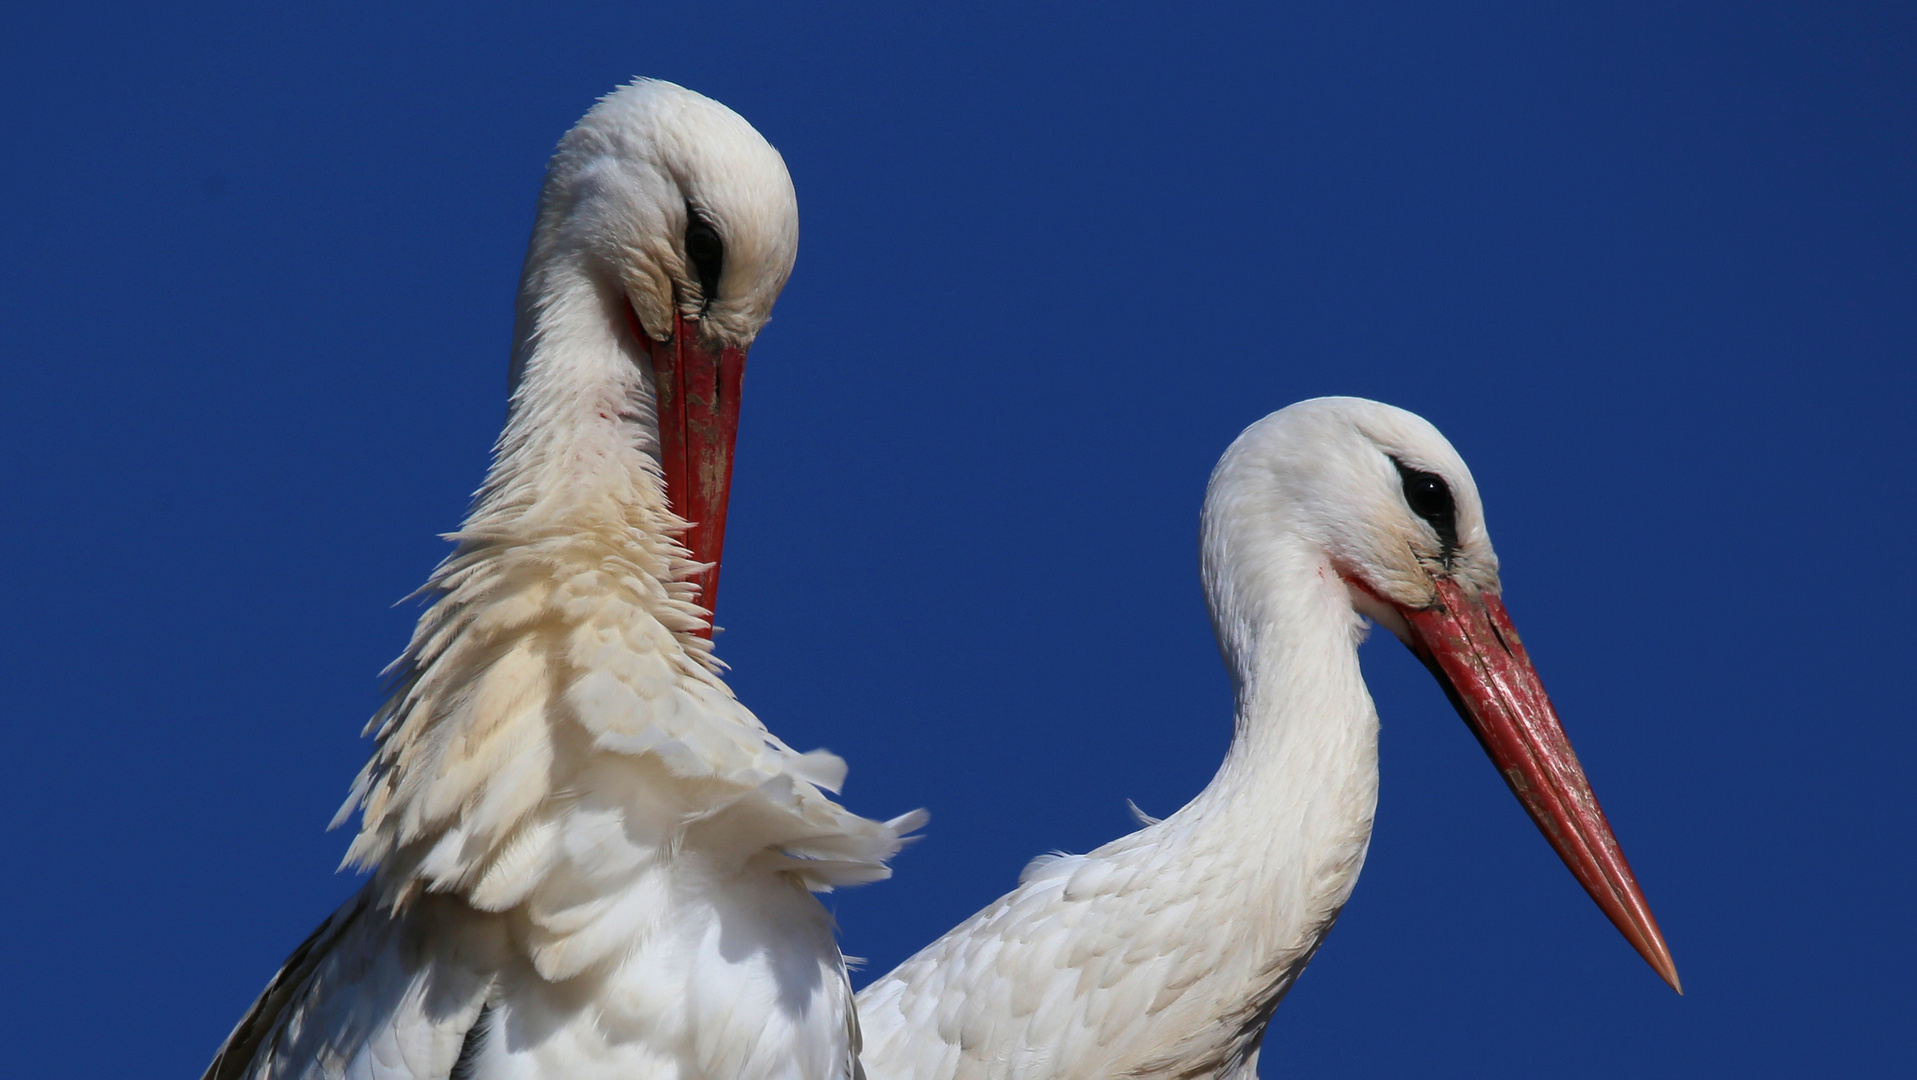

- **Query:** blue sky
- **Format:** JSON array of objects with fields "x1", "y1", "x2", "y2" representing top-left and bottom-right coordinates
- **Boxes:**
[{"x1": 2, "y1": 2, "x2": 1911, "y2": 1076}]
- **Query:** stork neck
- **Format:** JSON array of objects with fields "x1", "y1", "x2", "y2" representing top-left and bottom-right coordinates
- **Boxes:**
[
  {"x1": 475, "y1": 257, "x2": 674, "y2": 540},
  {"x1": 1205, "y1": 531, "x2": 1375, "y2": 794},
  {"x1": 1178, "y1": 503, "x2": 1380, "y2": 954}
]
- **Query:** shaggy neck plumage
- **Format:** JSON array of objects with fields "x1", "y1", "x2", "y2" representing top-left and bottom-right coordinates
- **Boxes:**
[
  {"x1": 446, "y1": 247, "x2": 716, "y2": 653},
  {"x1": 339, "y1": 239, "x2": 714, "y2": 877}
]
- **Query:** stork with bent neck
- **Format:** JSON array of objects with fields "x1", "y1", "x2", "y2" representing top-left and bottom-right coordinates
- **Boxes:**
[{"x1": 204, "y1": 78, "x2": 919, "y2": 1080}]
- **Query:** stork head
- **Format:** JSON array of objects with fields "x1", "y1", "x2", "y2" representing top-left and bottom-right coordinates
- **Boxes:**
[
  {"x1": 531, "y1": 77, "x2": 798, "y2": 348},
  {"x1": 516, "y1": 79, "x2": 799, "y2": 627},
  {"x1": 1206, "y1": 397, "x2": 1680, "y2": 993}
]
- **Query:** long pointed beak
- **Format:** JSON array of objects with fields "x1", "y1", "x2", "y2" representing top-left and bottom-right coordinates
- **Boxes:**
[
  {"x1": 629, "y1": 307, "x2": 747, "y2": 637},
  {"x1": 1398, "y1": 578, "x2": 1681, "y2": 993}
]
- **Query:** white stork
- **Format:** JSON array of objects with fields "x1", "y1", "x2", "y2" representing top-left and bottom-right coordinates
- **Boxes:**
[
  {"x1": 855, "y1": 398, "x2": 1677, "y2": 1080},
  {"x1": 205, "y1": 79, "x2": 919, "y2": 1080}
]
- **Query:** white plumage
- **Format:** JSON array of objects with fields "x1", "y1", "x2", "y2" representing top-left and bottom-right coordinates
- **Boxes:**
[
  {"x1": 855, "y1": 398, "x2": 1674, "y2": 1080},
  {"x1": 206, "y1": 79, "x2": 919, "y2": 1080}
]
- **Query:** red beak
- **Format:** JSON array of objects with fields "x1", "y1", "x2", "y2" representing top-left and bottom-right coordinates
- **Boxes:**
[
  {"x1": 628, "y1": 306, "x2": 747, "y2": 638},
  {"x1": 1398, "y1": 578, "x2": 1681, "y2": 992}
]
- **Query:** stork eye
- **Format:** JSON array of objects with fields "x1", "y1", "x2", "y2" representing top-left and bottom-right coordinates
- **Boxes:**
[
  {"x1": 684, "y1": 211, "x2": 725, "y2": 311},
  {"x1": 1392, "y1": 459, "x2": 1459, "y2": 557}
]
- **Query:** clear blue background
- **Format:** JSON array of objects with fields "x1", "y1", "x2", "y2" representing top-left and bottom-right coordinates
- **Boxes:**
[{"x1": 2, "y1": 3, "x2": 1910, "y2": 1076}]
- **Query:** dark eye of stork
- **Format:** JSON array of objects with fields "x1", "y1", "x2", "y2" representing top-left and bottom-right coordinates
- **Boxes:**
[
  {"x1": 683, "y1": 209, "x2": 725, "y2": 312},
  {"x1": 1392, "y1": 458, "x2": 1459, "y2": 560}
]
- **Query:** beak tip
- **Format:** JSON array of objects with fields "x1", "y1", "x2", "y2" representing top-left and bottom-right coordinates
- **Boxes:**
[
  {"x1": 1660, "y1": 962, "x2": 1684, "y2": 996},
  {"x1": 1638, "y1": 936, "x2": 1682, "y2": 994}
]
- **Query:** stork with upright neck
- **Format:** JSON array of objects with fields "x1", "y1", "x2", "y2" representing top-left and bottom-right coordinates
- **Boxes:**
[
  {"x1": 205, "y1": 79, "x2": 918, "y2": 1080},
  {"x1": 856, "y1": 397, "x2": 1676, "y2": 1080}
]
